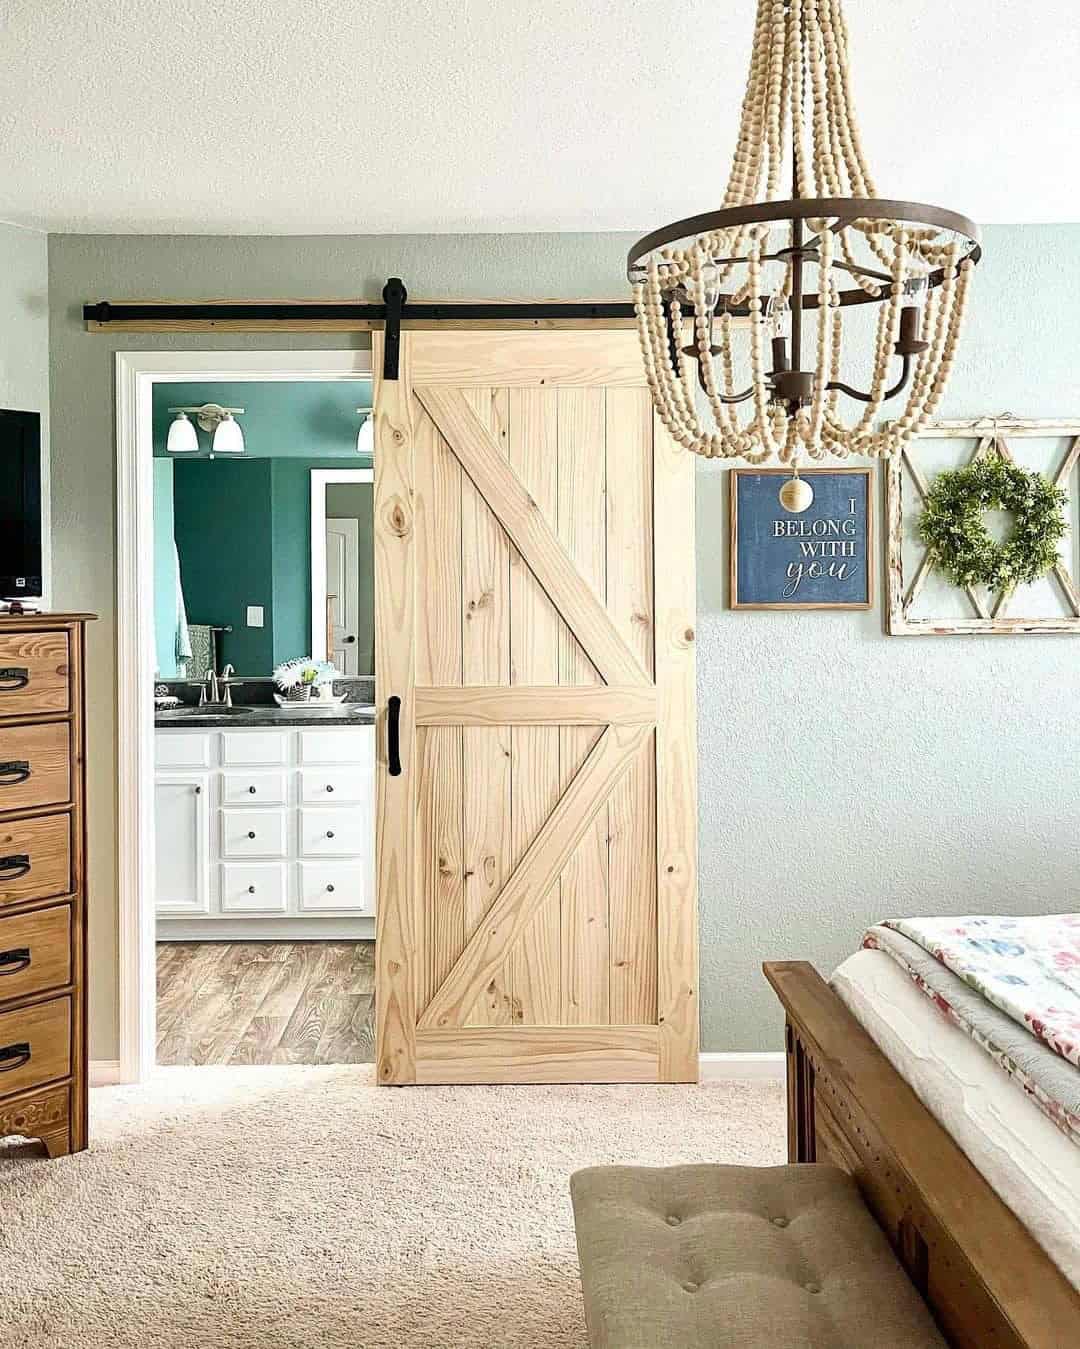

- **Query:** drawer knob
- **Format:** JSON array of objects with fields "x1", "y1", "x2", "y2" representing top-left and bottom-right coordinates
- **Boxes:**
[
  {"x1": 0, "y1": 1041, "x2": 31, "y2": 1072},
  {"x1": 0, "y1": 667, "x2": 29, "y2": 691},
  {"x1": 0, "y1": 760, "x2": 31, "y2": 786},
  {"x1": 0, "y1": 946, "x2": 31, "y2": 975},
  {"x1": 248, "y1": 885, "x2": 256, "y2": 894},
  {"x1": 327, "y1": 884, "x2": 335, "y2": 893},
  {"x1": 326, "y1": 830, "x2": 335, "y2": 839},
  {"x1": 247, "y1": 831, "x2": 256, "y2": 840},
  {"x1": 326, "y1": 784, "x2": 334, "y2": 793},
  {"x1": 249, "y1": 786, "x2": 257, "y2": 794},
  {"x1": 0, "y1": 854, "x2": 31, "y2": 881}
]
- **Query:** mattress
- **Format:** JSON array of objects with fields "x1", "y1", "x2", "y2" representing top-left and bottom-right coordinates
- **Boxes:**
[{"x1": 831, "y1": 947, "x2": 1080, "y2": 1289}]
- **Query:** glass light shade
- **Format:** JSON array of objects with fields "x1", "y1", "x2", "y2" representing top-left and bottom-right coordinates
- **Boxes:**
[
  {"x1": 166, "y1": 411, "x2": 199, "y2": 454},
  {"x1": 212, "y1": 412, "x2": 245, "y2": 455},
  {"x1": 765, "y1": 293, "x2": 790, "y2": 339},
  {"x1": 902, "y1": 271, "x2": 930, "y2": 309},
  {"x1": 356, "y1": 415, "x2": 374, "y2": 455}
]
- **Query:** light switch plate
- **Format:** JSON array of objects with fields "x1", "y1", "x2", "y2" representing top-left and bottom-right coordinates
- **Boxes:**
[{"x1": 246, "y1": 606, "x2": 264, "y2": 628}]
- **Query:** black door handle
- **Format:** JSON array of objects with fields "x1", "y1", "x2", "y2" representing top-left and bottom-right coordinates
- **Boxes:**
[
  {"x1": 0, "y1": 761, "x2": 31, "y2": 786},
  {"x1": 343, "y1": 635, "x2": 356, "y2": 644},
  {"x1": 0, "y1": 947, "x2": 31, "y2": 975},
  {"x1": 0, "y1": 1042, "x2": 30, "y2": 1072},
  {"x1": 387, "y1": 695, "x2": 402, "y2": 777},
  {"x1": 0, "y1": 668, "x2": 29, "y2": 691},
  {"x1": 0, "y1": 854, "x2": 30, "y2": 880}
]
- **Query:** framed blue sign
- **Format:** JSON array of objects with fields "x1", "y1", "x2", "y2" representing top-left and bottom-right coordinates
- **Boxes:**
[{"x1": 730, "y1": 467, "x2": 874, "y2": 609}]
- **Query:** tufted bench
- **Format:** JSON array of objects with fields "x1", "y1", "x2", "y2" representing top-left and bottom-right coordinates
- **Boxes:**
[{"x1": 571, "y1": 1163, "x2": 946, "y2": 1348}]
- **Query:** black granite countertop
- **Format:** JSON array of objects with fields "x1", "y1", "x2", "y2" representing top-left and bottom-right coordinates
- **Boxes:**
[{"x1": 155, "y1": 704, "x2": 376, "y2": 728}]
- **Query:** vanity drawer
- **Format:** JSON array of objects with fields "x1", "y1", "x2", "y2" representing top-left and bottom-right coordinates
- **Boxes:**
[
  {"x1": 220, "y1": 808, "x2": 288, "y2": 859},
  {"x1": 221, "y1": 731, "x2": 289, "y2": 767},
  {"x1": 223, "y1": 771, "x2": 287, "y2": 806},
  {"x1": 0, "y1": 631, "x2": 70, "y2": 719},
  {"x1": 299, "y1": 766, "x2": 368, "y2": 804},
  {"x1": 0, "y1": 721, "x2": 70, "y2": 814},
  {"x1": 299, "y1": 728, "x2": 370, "y2": 765},
  {"x1": 156, "y1": 731, "x2": 212, "y2": 769},
  {"x1": 299, "y1": 861, "x2": 372, "y2": 913},
  {"x1": 0, "y1": 995, "x2": 71, "y2": 1099},
  {"x1": 0, "y1": 903, "x2": 71, "y2": 1004},
  {"x1": 300, "y1": 806, "x2": 368, "y2": 857},
  {"x1": 0, "y1": 813, "x2": 72, "y2": 907},
  {"x1": 220, "y1": 863, "x2": 288, "y2": 914}
]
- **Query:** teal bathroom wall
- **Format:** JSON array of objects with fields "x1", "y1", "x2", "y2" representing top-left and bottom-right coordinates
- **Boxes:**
[
  {"x1": 172, "y1": 459, "x2": 275, "y2": 673},
  {"x1": 152, "y1": 459, "x2": 176, "y2": 676}
]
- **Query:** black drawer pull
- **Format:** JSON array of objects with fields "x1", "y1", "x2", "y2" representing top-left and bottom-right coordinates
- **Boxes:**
[
  {"x1": 248, "y1": 885, "x2": 256, "y2": 894},
  {"x1": 0, "y1": 854, "x2": 30, "y2": 880},
  {"x1": 249, "y1": 786, "x2": 257, "y2": 794},
  {"x1": 326, "y1": 883, "x2": 335, "y2": 893},
  {"x1": 0, "y1": 668, "x2": 29, "y2": 691},
  {"x1": 0, "y1": 947, "x2": 31, "y2": 975},
  {"x1": 0, "y1": 1041, "x2": 30, "y2": 1072},
  {"x1": 247, "y1": 831, "x2": 256, "y2": 840},
  {"x1": 0, "y1": 760, "x2": 31, "y2": 786}
]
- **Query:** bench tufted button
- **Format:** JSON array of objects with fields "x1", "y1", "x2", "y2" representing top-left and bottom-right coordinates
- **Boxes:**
[
  {"x1": 681, "y1": 1280, "x2": 699, "y2": 1293},
  {"x1": 804, "y1": 1281, "x2": 821, "y2": 1294},
  {"x1": 665, "y1": 1215, "x2": 681, "y2": 1227},
  {"x1": 771, "y1": 1216, "x2": 789, "y2": 1228}
]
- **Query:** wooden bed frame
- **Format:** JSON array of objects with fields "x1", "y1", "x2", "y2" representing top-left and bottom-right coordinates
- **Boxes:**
[{"x1": 764, "y1": 961, "x2": 1080, "y2": 1349}]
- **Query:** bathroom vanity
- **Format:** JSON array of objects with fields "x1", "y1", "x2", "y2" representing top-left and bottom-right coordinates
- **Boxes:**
[{"x1": 155, "y1": 706, "x2": 375, "y2": 940}]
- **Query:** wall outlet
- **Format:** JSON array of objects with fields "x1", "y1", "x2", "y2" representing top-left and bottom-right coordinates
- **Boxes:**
[{"x1": 246, "y1": 605, "x2": 264, "y2": 628}]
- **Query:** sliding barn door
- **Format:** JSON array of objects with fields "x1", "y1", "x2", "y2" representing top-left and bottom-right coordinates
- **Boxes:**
[{"x1": 374, "y1": 328, "x2": 697, "y2": 1085}]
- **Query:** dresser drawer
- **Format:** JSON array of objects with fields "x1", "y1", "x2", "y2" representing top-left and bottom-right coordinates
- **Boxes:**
[
  {"x1": 156, "y1": 731, "x2": 211, "y2": 769},
  {"x1": 220, "y1": 863, "x2": 288, "y2": 913},
  {"x1": 0, "y1": 813, "x2": 72, "y2": 907},
  {"x1": 299, "y1": 861, "x2": 373, "y2": 913},
  {"x1": 300, "y1": 805, "x2": 368, "y2": 857},
  {"x1": 0, "y1": 903, "x2": 71, "y2": 1004},
  {"x1": 0, "y1": 995, "x2": 71, "y2": 1098},
  {"x1": 0, "y1": 721, "x2": 71, "y2": 814},
  {"x1": 299, "y1": 765, "x2": 368, "y2": 804},
  {"x1": 0, "y1": 631, "x2": 70, "y2": 719},
  {"x1": 220, "y1": 808, "x2": 288, "y2": 859},
  {"x1": 223, "y1": 771, "x2": 287, "y2": 806}
]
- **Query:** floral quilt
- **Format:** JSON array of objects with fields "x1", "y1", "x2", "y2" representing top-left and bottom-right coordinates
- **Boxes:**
[{"x1": 882, "y1": 914, "x2": 1080, "y2": 1068}]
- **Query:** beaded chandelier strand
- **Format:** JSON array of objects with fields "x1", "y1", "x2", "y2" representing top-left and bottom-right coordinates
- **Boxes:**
[{"x1": 627, "y1": 0, "x2": 981, "y2": 464}]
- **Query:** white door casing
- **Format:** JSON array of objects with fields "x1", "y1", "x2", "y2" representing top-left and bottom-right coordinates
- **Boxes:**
[{"x1": 326, "y1": 517, "x2": 360, "y2": 675}]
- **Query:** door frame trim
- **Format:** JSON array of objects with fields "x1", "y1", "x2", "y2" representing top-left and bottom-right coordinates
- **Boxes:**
[
  {"x1": 115, "y1": 348, "x2": 373, "y2": 1083},
  {"x1": 309, "y1": 467, "x2": 374, "y2": 667}
]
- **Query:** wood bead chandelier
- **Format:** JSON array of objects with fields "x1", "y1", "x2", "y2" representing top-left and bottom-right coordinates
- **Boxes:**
[{"x1": 628, "y1": 0, "x2": 981, "y2": 465}]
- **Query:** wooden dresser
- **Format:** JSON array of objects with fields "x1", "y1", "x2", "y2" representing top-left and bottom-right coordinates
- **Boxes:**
[{"x1": 0, "y1": 613, "x2": 92, "y2": 1158}]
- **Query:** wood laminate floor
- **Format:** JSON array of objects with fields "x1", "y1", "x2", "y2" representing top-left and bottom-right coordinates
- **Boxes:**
[{"x1": 156, "y1": 941, "x2": 376, "y2": 1067}]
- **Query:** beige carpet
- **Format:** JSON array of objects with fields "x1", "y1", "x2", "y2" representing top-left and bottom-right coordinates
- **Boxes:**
[{"x1": 0, "y1": 1067, "x2": 785, "y2": 1348}]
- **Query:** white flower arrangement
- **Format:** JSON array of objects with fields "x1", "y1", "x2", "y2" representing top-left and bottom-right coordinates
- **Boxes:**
[{"x1": 272, "y1": 657, "x2": 339, "y2": 692}]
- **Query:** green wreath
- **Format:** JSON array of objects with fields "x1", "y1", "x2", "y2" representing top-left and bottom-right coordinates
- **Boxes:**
[{"x1": 917, "y1": 455, "x2": 1068, "y2": 591}]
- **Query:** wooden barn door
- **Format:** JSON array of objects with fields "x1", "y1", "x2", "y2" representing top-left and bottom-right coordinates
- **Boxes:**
[{"x1": 373, "y1": 328, "x2": 697, "y2": 1085}]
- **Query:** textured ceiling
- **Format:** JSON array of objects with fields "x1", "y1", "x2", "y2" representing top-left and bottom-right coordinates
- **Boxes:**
[{"x1": 2, "y1": 1, "x2": 1078, "y2": 235}]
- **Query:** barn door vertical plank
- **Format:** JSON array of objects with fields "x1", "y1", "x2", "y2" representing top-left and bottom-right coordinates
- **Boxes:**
[
  {"x1": 508, "y1": 386, "x2": 563, "y2": 1024},
  {"x1": 461, "y1": 388, "x2": 514, "y2": 1024},
  {"x1": 652, "y1": 414, "x2": 699, "y2": 1080},
  {"x1": 413, "y1": 404, "x2": 465, "y2": 1016},
  {"x1": 605, "y1": 387, "x2": 657, "y2": 1026},
  {"x1": 557, "y1": 387, "x2": 610, "y2": 1025},
  {"x1": 374, "y1": 331, "x2": 418, "y2": 1084}
]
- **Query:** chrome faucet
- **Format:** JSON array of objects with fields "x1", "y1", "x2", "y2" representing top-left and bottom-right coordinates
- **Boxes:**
[
  {"x1": 198, "y1": 663, "x2": 235, "y2": 707},
  {"x1": 219, "y1": 663, "x2": 235, "y2": 708}
]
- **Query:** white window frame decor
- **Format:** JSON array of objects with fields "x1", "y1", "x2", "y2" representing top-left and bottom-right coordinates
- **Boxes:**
[
  {"x1": 114, "y1": 349, "x2": 373, "y2": 1083},
  {"x1": 886, "y1": 417, "x2": 1080, "y2": 636}
]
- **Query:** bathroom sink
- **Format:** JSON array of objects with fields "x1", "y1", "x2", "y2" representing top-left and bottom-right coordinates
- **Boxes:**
[{"x1": 156, "y1": 704, "x2": 260, "y2": 718}]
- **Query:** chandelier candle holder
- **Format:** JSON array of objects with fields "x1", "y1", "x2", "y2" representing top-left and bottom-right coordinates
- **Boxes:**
[{"x1": 628, "y1": 0, "x2": 981, "y2": 466}]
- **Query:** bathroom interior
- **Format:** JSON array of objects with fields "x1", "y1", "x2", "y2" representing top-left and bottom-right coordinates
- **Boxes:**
[{"x1": 152, "y1": 379, "x2": 377, "y2": 1066}]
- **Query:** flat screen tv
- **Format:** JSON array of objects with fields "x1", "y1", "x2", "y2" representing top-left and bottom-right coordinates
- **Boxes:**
[{"x1": 0, "y1": 409, "x2": 43, "y2": 602}]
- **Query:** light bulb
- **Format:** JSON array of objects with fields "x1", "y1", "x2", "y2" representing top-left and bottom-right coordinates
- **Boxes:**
[
  {"x1": 765, "y1": 293, "x2": 790, "y2": 339},
  {"x1": 902, "y1": 271, "x2": 930, "y2": 309},
  {"x1": 166, "y1": 411, "x2": 199, "y2": 454},
  {"x1": 356, "y1": 415, "x2": 374, "y2": 454},
  {"x1": 212, "y1": 412, "x2": 245, "y2": 455}
]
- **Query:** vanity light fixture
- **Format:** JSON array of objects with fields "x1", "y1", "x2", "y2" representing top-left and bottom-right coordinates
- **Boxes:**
[
  {"x1": 356, "y1": 406, "x2": 374, "y2": 455},
  {"x1": 166, "y1": 403, "x2": 246, "y2": 455}
]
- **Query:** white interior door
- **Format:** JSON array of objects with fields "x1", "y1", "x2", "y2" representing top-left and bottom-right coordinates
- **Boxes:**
[{"x1": 326, "y1": 517, "x2": 360, "y2": 675}]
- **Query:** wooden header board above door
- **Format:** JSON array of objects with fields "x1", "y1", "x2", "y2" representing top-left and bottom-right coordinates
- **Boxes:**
[{"x1": 373, "y1": 329, "x2": 698, "y2": 1085}]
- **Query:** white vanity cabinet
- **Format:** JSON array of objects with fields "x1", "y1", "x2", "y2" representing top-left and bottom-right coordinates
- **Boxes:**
[{"x1": 155, "y1": 723, "x2": 374, "y2": 938}]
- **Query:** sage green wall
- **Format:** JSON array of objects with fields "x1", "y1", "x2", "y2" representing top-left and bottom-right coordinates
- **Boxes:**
[
  {"x1": 0, "y1": 222, "x2": 49, "y2": 600},
  {"x1": 46, "y1": 228, "x2": 1080, "y2": 1062}
]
